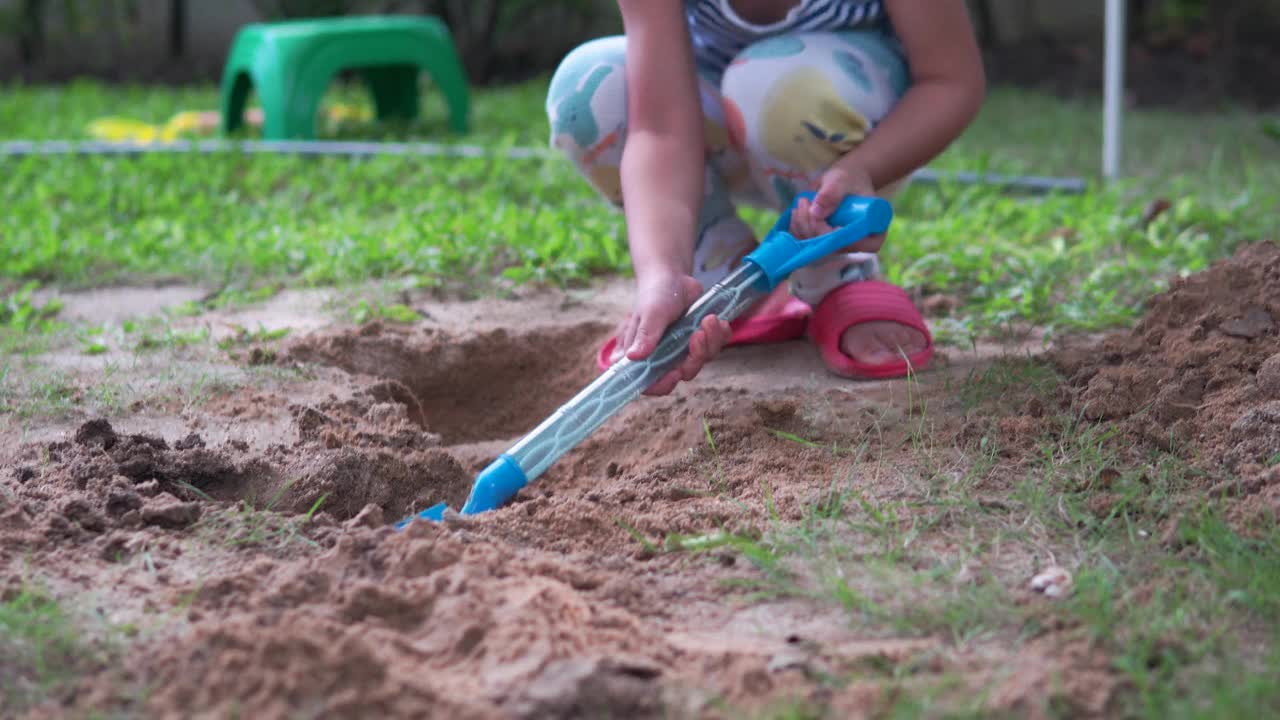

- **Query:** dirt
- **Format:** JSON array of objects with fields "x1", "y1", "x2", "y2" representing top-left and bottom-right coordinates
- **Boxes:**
[
  {"x1": 1053, "y1": 240, "x2": 1280, "y2": 512},
  {"x1": 6, "y1": 248, "x2": 1279, "y2": 718},
  {"x1": 0, "y1": 291, "x2": 1042, "y2": 719},
  {"x1": 4, "y1": 389, "x2": 470, "y2": 536}
]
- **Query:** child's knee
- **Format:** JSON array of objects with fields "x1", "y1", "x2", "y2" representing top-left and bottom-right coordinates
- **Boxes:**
[
  {"x1": 546, "y1": 36, "x2": 629, "y2": 163},
  {"x1": 720, "y1": 31, "x2": 909, "y2": 193}
]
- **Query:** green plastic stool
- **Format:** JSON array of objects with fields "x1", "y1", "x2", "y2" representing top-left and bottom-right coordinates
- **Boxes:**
[{"x1": 219, "y1": 15, "x2": 470, "y2": 140}]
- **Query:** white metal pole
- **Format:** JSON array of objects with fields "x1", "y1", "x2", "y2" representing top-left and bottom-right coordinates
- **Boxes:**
[{"x1": 1103, "y1": 0, "x2": 1126, "y2": 180}]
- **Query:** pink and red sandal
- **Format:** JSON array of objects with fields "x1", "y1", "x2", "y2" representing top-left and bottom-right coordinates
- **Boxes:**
[
  {"x1": 596, "y1": 293, "x2": 811, "y2": 371},
  {"x1": 806, "y1": 280, "x2": 933, "y2": 379},
  {"x1": 595, "y1": 280, "x2": 933, "y2": 380}
]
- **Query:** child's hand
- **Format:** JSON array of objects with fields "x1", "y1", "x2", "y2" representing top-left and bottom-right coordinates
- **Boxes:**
[
  {"x1": 612, "y1": 271, "x2": 732, "y2": 396},
  {"x1": 790, "y1": 163, "x2": 886, "y2": 252}
]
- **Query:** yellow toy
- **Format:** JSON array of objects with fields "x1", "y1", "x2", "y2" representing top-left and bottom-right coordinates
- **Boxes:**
[{"x1": 86, "y1": 104, "x2": 372, "y2": 144}]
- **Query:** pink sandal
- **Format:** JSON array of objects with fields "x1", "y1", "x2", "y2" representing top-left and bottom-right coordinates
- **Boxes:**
[
  {"x1": 806, "y1": 281, "x2": 933, "y2": 379},
  {"x1": 596, "y1": 294, "x2": 811, "y2": 371}
]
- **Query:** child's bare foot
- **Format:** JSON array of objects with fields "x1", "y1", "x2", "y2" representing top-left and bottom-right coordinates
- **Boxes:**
[{"x1": 839, "y1": 321, "x2": 927, "y2": 367}]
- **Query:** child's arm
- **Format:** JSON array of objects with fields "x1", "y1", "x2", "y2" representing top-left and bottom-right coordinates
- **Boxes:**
[
  {"x1": 617, "y1": 0, "x2": 704, "y2": 286},
  {"x1": 800, "y1": 0, "x2": 986, "y2": 228},
  {"x1": 613, "y1": 0, "x2": 732, "y2": 395}
]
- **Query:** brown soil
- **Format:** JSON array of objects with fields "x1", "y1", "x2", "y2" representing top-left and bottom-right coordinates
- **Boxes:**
[
  {"x1": 4, "y1": 390, "x2": 471, "y2": 535},
  {"x1": 6, "y1": 248, "x2": 1277, "y2": 718},
  {"x1": 0, "y1": 298, "x2": 1059, "y2": 719},
  {"x1": 1053, "y1": 240, "x2": 1280, "y2": 512}
]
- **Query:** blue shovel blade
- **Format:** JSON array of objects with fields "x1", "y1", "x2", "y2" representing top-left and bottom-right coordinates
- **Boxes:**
[
  {"x1": 394, "y1": 454, "x2": 529, "y2": 529},
  {"x1": 394, "y1": 501, "x2": 449, "y2": 529}
]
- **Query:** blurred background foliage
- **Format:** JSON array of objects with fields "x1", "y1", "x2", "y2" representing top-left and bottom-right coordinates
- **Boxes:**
[{"x1": 0, "y1": 0, "x2": 1277, "y2": 108}]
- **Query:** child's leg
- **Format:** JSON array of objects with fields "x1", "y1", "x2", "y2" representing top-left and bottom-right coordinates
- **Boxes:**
[
  {"x1": 720, "y1": 30, "x2": 932, "y2": 378},
  {"x1": 547, "y1": 37, "x2": 811, "y2": 369},
  {"x1": 721, "y1": 29, "x2": 908, "y2": 301},
  {"x1": 546, "y1": 36, "x2": 758, "y2": 289}
]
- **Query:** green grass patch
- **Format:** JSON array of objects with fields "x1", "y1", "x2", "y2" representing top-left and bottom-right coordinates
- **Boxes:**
[
  {"x1": 2, "y1": 81, "x2": 1277, "y2": 341},
  {"x1": 1, "y1": 281, "x2": 66, "y2": 354},
  {"x1": 1060, "y1": 509, "x2": 1280, "y2": 719},
  {"x1": 708, "y1": 483, "x2": 1022, "y2": 646},
  {"x1": 0, "y1": 149, "x2": 626, "y2": 293},
  {"x1": 952, "y1": 355, "x2": 1059, "y2": 412},
  {"x1": 215, "y1": 323, "x2": 291, "y2": 351},
  {"x1": 967, "y1": 385, "x2": 1280, "y2": 717},
  {"x1": 0, "y1": 584, "x2": 108, "y2": 713},
  {"x1": 348, "y1": 299, "x2": 421, "y2": 325},
  {"x1": 1, "y1": 281, "x2": 63, "y2": 331},
  {"x1": 0, "y1": 366, "x2": 88, "y2": 418}
]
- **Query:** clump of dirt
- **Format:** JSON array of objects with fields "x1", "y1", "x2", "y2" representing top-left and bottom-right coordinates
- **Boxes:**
[
  {"x1": 290, "y1": 378, "x2": 441, "y2": 451},
  {"x1": 284, "y1": 320, "x2": 612, "y2": 444},
  {"x1": 1054, "y1": 241, "x2": 1280, "y2": 492},
  {"x1": 3, "y1": 386, "x2": 472, "y2": 554}
]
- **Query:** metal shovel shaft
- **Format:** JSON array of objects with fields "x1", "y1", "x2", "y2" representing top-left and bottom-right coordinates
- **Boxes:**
[
  {"x1": 506, "y1": 265, "x2": 768, "y2": 482},
  {"x1": 397, "y1": 194, "x2": 892, "y2": 527}
]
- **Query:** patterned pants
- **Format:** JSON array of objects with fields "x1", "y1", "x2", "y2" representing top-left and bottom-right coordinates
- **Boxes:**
[{"x1": 546, "y1": 30, "x2": 910, "y2": 304}]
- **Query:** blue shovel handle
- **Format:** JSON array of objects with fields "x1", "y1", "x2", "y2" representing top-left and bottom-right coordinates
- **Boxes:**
[{"x1": 743, "y1": 192, "x2": 892, "y2": 290}]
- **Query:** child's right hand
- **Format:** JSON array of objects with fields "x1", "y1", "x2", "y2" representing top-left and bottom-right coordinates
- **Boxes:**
[{"x1": 610, "y1": 270, "x2": 732, "y2": 396}]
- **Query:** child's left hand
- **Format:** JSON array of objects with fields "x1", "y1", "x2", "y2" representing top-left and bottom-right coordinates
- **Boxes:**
[{"x1": 789, "y1": 163, "x2": 886, "y2": 252}]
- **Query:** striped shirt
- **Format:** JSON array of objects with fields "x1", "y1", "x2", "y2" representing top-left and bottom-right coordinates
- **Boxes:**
[{"x1": 686, "y1": 0, "x2": 889, "y2": 79}]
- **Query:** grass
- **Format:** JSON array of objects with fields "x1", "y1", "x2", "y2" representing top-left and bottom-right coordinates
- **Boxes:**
[
  {"x1": 1, "y1": 78, "x2": 1277, "y2": 342},
  {"x1": 1, "y1": 149, "x2": 622, "y2": 291},
  {"x1": 1063, "y1": 509, "x2": 1280, "y2": 718},
  {"x1": 0, "y1": 273, "x2": 307, "y2": 420},
  {"x1": 0, "y1": 366, "x2": 123, "y2": 419},
  {"x1": 191, "y1": 483, "x2": 329, "y2": 552},
  {"x1": 0, "y1": 77, "x2": 553, "y2": 145},
  {"x1": 0, "y1": 583, "x2": 112, "y2": 714},
  {"x1": 0, "y1": 337, "x2": 288, "y2": 420},
  {"x1": 679, "y1": 359, "x2": 1280, "y2": 717}
]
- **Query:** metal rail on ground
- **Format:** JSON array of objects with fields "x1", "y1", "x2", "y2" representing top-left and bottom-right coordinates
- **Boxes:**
[{"x1": 0, "y1": 139, "x2": 1088, "y2": 195}]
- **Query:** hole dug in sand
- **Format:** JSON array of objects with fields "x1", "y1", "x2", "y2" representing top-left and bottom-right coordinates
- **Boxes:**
[
  {"x1": 284, "y1": 320, "x2": 610, "y2": 445},
  {"x1": 279, "y1": 319, "x2": 808, "y2": 499}
]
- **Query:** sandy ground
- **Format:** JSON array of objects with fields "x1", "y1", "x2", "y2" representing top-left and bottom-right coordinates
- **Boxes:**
[{"x1": 3, "y1": 242, "x2": 1278, "y2": 719}]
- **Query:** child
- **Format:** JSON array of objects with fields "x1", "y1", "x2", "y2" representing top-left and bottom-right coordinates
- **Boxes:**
[{"x1": 546, "y1": 0, "x2": 985, "y2": 396}]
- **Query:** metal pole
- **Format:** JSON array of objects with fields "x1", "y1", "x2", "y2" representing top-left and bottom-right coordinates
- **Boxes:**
[{"x1": 1103, "y1": 0, "x2": 1126, "y2": 180}]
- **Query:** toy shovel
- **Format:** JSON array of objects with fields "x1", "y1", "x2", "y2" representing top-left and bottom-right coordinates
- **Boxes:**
[{"x1": 395, "y1": 192, "x2": 892, "y2": 528}]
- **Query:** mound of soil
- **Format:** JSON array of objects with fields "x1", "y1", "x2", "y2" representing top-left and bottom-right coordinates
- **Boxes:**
[
  {"x1": 72, "y1": 520, "x2": 683, "y2": 720},
  {"x1": 1054, "y1": 241, "x2": 1280, "y2": 494},
  {"x1": 1, "y1": 390, "x2": 472, "y2": 561}
]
